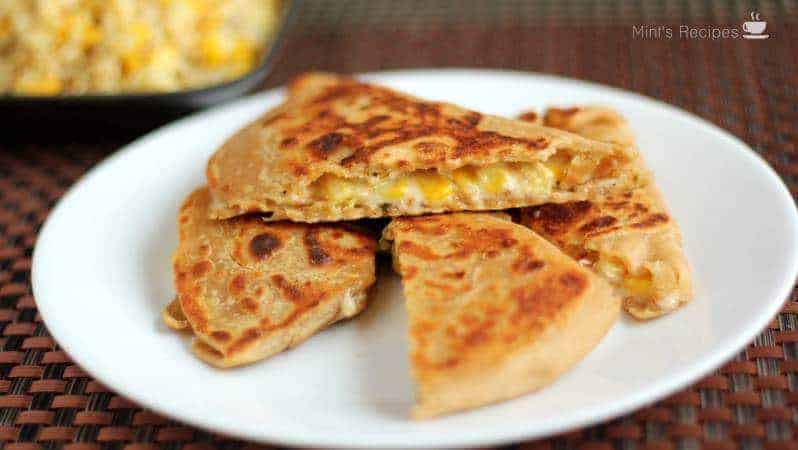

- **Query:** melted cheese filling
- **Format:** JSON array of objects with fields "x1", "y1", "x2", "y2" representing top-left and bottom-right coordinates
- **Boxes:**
[
  {"x1": 312, "y1": 161, "x2": 558, "y2": 208},
  {"x1": 594, "y1": 257, "x2": 655, "y2": 298}
]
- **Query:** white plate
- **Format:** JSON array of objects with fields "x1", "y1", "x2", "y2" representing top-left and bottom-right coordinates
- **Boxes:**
[{"x1": 32, "y1": 70, "x2": 798, "y2": 449}]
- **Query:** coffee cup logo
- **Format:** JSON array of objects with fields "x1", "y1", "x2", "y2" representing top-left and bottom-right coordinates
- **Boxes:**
[{"x1": 743, "y1": 11, "x2": 769, "y2": 39}]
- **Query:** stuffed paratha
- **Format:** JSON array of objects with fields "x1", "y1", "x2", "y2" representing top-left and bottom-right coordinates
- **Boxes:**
[
  {"x1": 382, "y1": 213, "x2": 620, "y2": 418},
  {"x1": 169, "y1": 188, "x2": 377, "y2": 367},
  {"x1": 517, "y1": 106, "x2": 692, "y2": 319},
  {"x1": 206, "y1": 72, "x2": 648, "y2": 222}
]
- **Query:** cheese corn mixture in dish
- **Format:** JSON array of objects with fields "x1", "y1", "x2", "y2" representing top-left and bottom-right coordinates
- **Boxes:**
[{"x1": 0, "y1": 0, "x2": 281, "y2": 95}]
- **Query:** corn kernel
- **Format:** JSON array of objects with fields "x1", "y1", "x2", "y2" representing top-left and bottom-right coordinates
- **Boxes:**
[
  {"x1": 624, "y1": 275, "x2": 653, "y2": 296},
  {"x1": 315, "y1": 175, "x2": 361, "y2": 203},
  {"x1": 121, "y1": 51, "x2": 146, "y2": 74},
  {"x1": 594, "y1": 258, "x2": 625, "y2": 283},
  {"x1": 378, "y1": 178, "x2": 410, "y2": 201},
  {"x1": 151, "y1": 45, "x2": 178, "y2": 66},
  {"x1": 55, "y1": 21, "x2": 69, "y2": 45},
  {"x1": 517, "y1": 162, "x2": 555, "y2": 196},
  {"x1": 83, "y1": 26, "x2": 103, "y2": 47},
  {"x1": 415, "y1": 172, "x2": 455, "y2": 203},
  {"x1": 452, "y1": 166, "x2": 479, "y2": 191},
  {"x1": 476, "y1": 164, "x2": 510, "y2": 194},
  {"x1": 0, "y1": 17, "x2": 11, "y2": 39},
  {"x1": 129, "y1": 22, "x2": 152, "y2": 48},
  {"x1": 544, "y1": 152, "x2": 571, "y2": 180},
  {"x1": 187, "y1": 0, "x2": 210, "y2": 11},
  {"x1": 15, "y1": 73, "x2": 62, "y2": 95},
  {"x1": 200, "y1": 32, "x2": 227, "y2": 67},
  {"x1": 228, "y1": 39, "x2": 256, "y2": 77}
]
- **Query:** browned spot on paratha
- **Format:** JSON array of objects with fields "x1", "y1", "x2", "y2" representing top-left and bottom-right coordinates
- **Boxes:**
[
  {"x1": 579, "y1": 216, "x2": 618, "y2": 234},
  {"x1": 303, "y1": 228, "x2": 332, "y2": 265},
  {"x1": 543, "y1": 107, "x2": 581, "y2": 127},
  {"x1": 631, "y1": 213, "x2": 669, "y2": 229},
  {"x1": 402, "y1": 265, "x2": 419, "y2": 279},
  {"x1": 229, "y1": 274, "x2": 246, "y2": 295},
  {"x1": 269, "y1": 274, "x2": 303, "y2": 303},
  {"x1": 398, "y1": 241, "x2": 440, "y2": 261},
  {"x1": 511, "y1": 254, "x2": 545, "y2": 274},
  {"x1": 250, "y1": 233, "x2": 281, "y2": 259},
  {"x1": 239, "y1": 297, "x2": 259, "y2": 313},
  {"x1": 226, "y1": 327, "x2": 263, "y2": 356},
  {"x1": 280, "y1": 137, "x2": 298, "y2": 148},
  {"x1": 442, "y1": 270, "x2": 466, "y2": 280},
  {"x1": 211, "y1": 331, "x2": 231, "y2": 342},
  {"x1": 525, "y1": 201, "x2": 594, "y2": 236},
  {"x1": 512, "y1": 272, "x2": 587, "y2": 322},
  {"x1": 517, "y1": 111, "x2": 538, "y2": 123},
  {"x1": 191, "y1": 260, "x2": 212, "y2": 277},
  {"x1": 309, "y1": 132, "x2": 344, "y2": 157}
]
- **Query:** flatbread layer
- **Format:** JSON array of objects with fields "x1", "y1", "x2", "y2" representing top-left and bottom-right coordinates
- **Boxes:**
[
  {"x1": 207, "y1": 72, "x2": 648, "y2": 222},
  {"x1": 517, "y1": 106, "x2": 692, "y2": 319},
  {"x1": 382, "y1": 213, "x2": 620, "y2": 418},
  {"x1": 170, "y1": 188, "x2": 377, "y2": 367}
]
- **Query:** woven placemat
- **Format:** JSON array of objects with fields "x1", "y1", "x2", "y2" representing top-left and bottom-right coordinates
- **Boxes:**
[{"x1": 1, "y1": 1, "x2": 797, "y2": 449}]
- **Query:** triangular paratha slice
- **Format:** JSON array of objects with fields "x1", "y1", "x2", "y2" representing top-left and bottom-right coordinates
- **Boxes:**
[
  {"x1": 169, "y1": 188, "x2": 377, "y2": 367},
  {"x1": 206, "y1": 72, "x2": 649, "y2": 222},
  {"x1": 517, "y1": 107, "x2": 692, "y2": 319},
  {"x1": 382, "y1": 213, "x2": 620, "y2": 418}
]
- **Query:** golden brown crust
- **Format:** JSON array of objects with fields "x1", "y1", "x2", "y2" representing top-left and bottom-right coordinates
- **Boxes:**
[
  {"x1": 383, "y1": 213, "x2": 620, "y2": 418},
  {"x1": 542, "y1": 106, "x2": 636, "y2": 147},
  {"x1": 162, "y1": 298, "x2": 189, "y2": 331},
  {"x1": 517, "y1": 106, "x2": 692, "y2": 319},
  {"x1": 171, "y1": 188, "x2": 377, "y2": 367},
  {"x1": 206, "y1": 72, "x2": 646, "y2": 220}
]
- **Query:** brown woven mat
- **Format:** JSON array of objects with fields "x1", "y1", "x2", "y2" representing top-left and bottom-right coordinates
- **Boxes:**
[{"x1": 1, "y1": 1, "x2": 797, "y2": 449}]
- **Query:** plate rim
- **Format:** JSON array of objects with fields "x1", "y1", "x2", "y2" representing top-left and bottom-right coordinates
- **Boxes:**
[{"x1": 31, "y1": 68, "x2": 798, "y2": 448}]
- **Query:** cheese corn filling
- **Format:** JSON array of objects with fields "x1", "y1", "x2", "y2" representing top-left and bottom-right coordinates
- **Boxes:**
[
  {"x1": 312, "y1": 161, "x2": 559, "y2": 208},
  {"x1": 593, "y1": 257, "x2": 655, "y2": 299}
]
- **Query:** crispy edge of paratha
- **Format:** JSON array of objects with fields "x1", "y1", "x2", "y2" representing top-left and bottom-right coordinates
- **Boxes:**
[
  {"x1": 162, "y1": 297, "x2": 189, "y2": 331},
  {"x1": 206, "y1": 72, "x2": 646, "y2": 220},
  {"x1": 172, "y1": 187, "x2": 377, "y2": 368},
  {"x1": 543, "y1": 106, "x2": 637, "y2": 147},
  {"x1": 383, "y1": 213, "x2": 620, "y2": 418},
  {"x1": 190, "y1": 288, "x2": 370, "y2": 367}
]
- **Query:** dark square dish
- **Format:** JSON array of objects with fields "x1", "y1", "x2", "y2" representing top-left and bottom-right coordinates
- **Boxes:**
[{"x1": 0, "y1": 0, "x2": 299, "y2": 132}]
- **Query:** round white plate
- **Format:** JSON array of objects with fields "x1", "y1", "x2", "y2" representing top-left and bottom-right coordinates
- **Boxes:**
[{"x1": 32, "y1": 70, "x2": 798, "y2": 449}]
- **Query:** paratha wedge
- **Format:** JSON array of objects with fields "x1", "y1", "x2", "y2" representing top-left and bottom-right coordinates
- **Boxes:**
[
  {"x1": 382, "y1": 213, "x2": 620, "y2": 418},
  {"x1": 206, "y1": 72, "x2": 649, "y2": 222},
  {"x1": 170, "y1": 188, "x2": 377, "y2": 368},
  {"x1": 517, "y1": 106, "x2": 692, "y2": 319}
]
